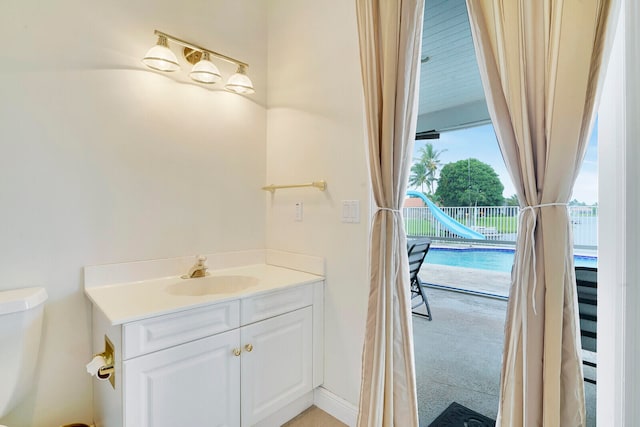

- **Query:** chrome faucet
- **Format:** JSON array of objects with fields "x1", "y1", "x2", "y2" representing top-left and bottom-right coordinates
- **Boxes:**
[{"x1": 182, "y1": 255, "x2": 209, "y2": 279}]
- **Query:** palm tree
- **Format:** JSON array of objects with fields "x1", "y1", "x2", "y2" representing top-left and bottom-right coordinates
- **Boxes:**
[
  {"x1": 417, "y1": 143, "x2": 447, "y2": 194},
  {"x1": 408, "y1": 162, "x2": 429, "y2": 193},
  {"x1": 505, "y1": 193, "x2": 520, "y2": 206}
]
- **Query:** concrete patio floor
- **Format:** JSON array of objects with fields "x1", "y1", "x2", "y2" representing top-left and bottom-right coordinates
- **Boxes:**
[{"x1": 413, "y1": 265, "x2": 596, "y2": 426}]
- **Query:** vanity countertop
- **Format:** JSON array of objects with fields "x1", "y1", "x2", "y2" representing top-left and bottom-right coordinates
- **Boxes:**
[{"x1": 85, "y1": 264, "x2": 323, "y2": 325}]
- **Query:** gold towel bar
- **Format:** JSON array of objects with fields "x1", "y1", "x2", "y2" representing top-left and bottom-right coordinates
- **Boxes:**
[{"x1": 262, "y1": 180, "x2": 327, "y2": 193}]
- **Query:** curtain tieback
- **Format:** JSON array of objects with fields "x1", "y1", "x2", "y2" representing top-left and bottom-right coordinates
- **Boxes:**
[
  {"x1": 375, "y1": 207, "x2": 401, "y2": 214},
  {"x1": 519, "y1": 202, "x2": 568, "y2": 215},
  {"x1": 518, "y1": 203, "x2": 569, "y2": 315}
]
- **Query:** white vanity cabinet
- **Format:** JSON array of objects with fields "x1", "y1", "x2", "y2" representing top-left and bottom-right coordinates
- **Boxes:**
[
  {"x1": 241, "y1": 306, "x2": 313, "y2": 426},
  {"x1": 124, "y1": 328, "x2": 242, "y2": 427},
  {"x1": 91, "y1": 280, "x2": 323, "y2": 427}
]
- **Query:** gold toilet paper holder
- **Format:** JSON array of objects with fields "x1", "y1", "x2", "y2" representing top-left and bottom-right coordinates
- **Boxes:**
[{"x1": 94, "y1": 335, "x2": 115, "y2": 388}]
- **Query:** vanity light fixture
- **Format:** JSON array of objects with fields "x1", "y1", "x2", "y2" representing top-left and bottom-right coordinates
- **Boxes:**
[
  {"x1": 189, "y1": 52, "x2": 222, "y2": 84},
  {"x1": 142, "y1": 34, "x2": 180, "y2": 72},
  {"x1": 225, "y1": 65, "x2": 255, "y2": 94},
  {"x1": 142, "y1": 30, "x2": 254, "y2": 94}
]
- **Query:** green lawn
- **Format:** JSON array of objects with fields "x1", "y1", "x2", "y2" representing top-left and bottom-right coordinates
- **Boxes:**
[
  {"x1": 405, "y1": 215, "x2": 518, "y2": 235},
  {"x1": 405, "y1": 218, "x2": 437, "y2": 235},
  {"x1": 474, "y1": 216, "x2": 518, "y2": 233}
]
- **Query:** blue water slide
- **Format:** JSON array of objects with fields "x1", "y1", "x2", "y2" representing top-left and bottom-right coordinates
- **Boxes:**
[{"x1": 406, "y1": 190, "x2": 486, "y2": 240}]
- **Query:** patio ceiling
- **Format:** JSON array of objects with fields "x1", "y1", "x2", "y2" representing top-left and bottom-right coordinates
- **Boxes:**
[{"x1": 417, "y1": 0, "x2": 490, "y2": 133}]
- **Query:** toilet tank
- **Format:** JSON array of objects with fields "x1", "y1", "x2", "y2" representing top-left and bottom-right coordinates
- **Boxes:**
[{"x1": 0, "y1": 287, "x2": 48, "y2": 418}]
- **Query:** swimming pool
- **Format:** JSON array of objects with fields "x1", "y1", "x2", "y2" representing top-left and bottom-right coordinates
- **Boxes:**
[{"x1": 425, "y1": 247, "x2": 597, "y2": 273}]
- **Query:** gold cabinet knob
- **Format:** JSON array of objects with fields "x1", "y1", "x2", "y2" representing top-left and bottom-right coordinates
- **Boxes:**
[
  {"x1": 233, "y1": 348, "x2": 241, "y2": 357},
  {"x1": 245, "y1": 344, "x2": 253, "y2": 352}
]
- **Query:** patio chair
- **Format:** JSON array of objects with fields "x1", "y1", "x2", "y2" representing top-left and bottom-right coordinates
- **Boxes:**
[
  {"x1": 575, "y1": 266, "x2": 597, "y2": 384},
  {"x1": 408, "y1": 238, "x2": 432, "y2": 321}
]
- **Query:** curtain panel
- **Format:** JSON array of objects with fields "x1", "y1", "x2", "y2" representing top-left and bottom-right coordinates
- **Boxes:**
[
  {"x1": 466, "y1": 1, "x2": 617, "y2": 425},
  {"x1": 355, "y1": 0, "x2": 424, "y2": 425}
]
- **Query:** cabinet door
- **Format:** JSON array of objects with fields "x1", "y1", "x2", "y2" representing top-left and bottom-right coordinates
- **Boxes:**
[
  {"x1": 241, "y1": 306, "x2": 313, "y2": 426},
  {"x1": 124, "y1": 329, "x2": 241, "y2": 427}
]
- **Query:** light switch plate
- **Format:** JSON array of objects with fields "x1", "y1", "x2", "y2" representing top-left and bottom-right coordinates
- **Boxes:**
[{"x1": 341, "y1": 200, "x2": 360, "y2": 223}]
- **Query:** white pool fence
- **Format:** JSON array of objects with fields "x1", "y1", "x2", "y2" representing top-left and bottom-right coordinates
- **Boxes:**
[{"x1": 403, "y1": 205, "x2": 598, "y2": 248}]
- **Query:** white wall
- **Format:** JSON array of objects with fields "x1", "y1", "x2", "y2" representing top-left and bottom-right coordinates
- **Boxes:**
[
  {"x1": 267, "y1": 0, "x2": 370, "y2": 408},
  {"x1": 0, "y1": 1, "x2": 267, "y2": 425},
  {"x1": 598, "y1": 0, "x2": 640, "y2": 424}
]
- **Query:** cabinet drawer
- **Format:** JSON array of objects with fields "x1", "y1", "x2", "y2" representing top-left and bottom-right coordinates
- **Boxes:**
[
  {"x1": 123, "y1": 301, "x2": 239, "y2": 359},
  {"x1": 241, "y1": 283, "x2": 314, "y2": 325}
]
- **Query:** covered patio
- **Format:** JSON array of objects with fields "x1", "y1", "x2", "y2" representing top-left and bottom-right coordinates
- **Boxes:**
[{"x1": 413, "y1": 264, "x2": 597, "y2": 426}]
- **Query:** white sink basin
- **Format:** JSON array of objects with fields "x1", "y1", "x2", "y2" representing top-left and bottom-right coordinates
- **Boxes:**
[{"x1": 166, "y1": 275, "x2": 259, "y2": 296}]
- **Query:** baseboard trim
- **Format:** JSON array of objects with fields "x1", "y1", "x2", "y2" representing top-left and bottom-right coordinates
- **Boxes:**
[
  {"x1": 254, "y1": 391, "x2": 314, "y2": 427},
  {"x1": 313, "y1": 387, "x2": 358, "y2": 426}
]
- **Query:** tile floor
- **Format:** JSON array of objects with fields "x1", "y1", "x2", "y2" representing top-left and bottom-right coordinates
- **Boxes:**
[{"x1": 282, "y1": 405, "x2": 346, "y2": 427}]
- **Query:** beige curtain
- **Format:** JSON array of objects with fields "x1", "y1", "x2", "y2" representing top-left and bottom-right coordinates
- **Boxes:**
[
  {"x1": 466, "y1": 1, "x2": 617, "y2": 426},
  {"x1": 355, "y1": 0, "x2": 424, "y2": 426}
]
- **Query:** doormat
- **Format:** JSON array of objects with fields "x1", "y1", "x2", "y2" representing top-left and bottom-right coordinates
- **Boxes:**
[{"x1": 428, "y1": 402, "x2": 496, "y2": 427}]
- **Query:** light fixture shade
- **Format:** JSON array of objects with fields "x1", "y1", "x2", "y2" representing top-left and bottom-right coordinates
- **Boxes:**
[
  {"x1": 189, "y1": 52, "x2": 222, "y2": 84},
  {"x1": 142, "y1": 35, "x2": 180, "y2": 72},
  {"x1": 225, "y1": 65, "x2": 255, "y2": 94}
]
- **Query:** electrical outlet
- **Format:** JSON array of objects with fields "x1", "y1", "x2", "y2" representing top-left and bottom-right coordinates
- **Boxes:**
[{"x1": 295, "y1": 201, "x2": 303, "y2": 221}]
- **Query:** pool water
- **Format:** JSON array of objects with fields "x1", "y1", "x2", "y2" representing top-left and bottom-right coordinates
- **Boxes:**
[{"x1": 425, "y1": 248, "x2": 597, "y2": 273}]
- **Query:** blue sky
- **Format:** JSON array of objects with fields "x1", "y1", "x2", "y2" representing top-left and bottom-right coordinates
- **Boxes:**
[{"x1": 412, "y1": 123, "x2": 598, "y2": 204}]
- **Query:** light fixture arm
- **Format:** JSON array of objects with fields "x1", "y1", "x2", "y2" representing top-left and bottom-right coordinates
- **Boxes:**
[{"x1": 154, "y1": 30, "x2": 249, "y2": 69}]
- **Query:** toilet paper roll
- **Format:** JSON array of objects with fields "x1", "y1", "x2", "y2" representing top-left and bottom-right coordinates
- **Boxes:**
[{"x1": 86, "y1": 355, "x2": 107, "y2": 378}]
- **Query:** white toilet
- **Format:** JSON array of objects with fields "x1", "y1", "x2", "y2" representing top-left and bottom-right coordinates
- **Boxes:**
[{"x1": 0, "y1": 287, "x2": 48, "y2": 422}]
